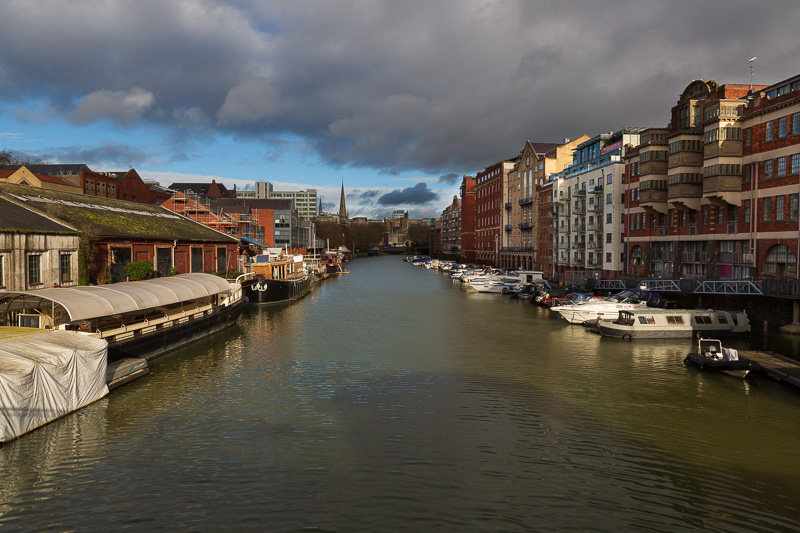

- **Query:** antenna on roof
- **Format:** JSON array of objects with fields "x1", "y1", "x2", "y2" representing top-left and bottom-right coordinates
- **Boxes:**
[{"x1": 748, "y1": 57, "x2": 757, "y2": 92}]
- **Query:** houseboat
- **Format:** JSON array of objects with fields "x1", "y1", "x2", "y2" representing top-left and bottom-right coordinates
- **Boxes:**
[
  {"x1": 597, "y1": 309, "x2": 751, "y2": 339},
  {"x1": 245, "y1": 250, "x2": 312, "y2": 304},
  {"x1": 0, "y1": 272, "x2": 248, "y2": 362}
]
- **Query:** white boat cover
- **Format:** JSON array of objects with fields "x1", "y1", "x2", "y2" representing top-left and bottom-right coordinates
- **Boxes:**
[
  {"x1": 0, "y1": 273, "x2": 231, "y2": 322},
  {"x1": 0, "y1": 331, "x2": 108, "y2": 442}
]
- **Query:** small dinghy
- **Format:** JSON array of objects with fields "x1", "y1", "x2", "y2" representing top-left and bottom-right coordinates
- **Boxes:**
[{"x1": 684, "y1": 338, "x2": 761, "y2": 379}]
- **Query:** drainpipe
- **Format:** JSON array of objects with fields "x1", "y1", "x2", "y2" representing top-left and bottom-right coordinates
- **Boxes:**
[{"x1": 172, "y1": 240, "x2": 177, "y2": 273}]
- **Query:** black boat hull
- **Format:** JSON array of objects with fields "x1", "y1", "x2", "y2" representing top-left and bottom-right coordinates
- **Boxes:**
[
  {"x1": 246, "y1": 275, "x2": 312, "y2": 304},
  {"x1": 107, "y1": 296, "x2": 249, "y2": 362}
]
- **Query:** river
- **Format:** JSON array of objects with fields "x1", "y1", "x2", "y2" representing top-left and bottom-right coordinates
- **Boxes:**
[{"x1": 1, "y1": 255, "x2": 799, "y2": 531}]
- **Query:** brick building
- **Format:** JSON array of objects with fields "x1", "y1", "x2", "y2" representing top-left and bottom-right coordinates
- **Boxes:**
[
  {"x1": 459, "y1": 175, "x2": 476, "y2": 263},
  {"x1": 475, "y1": 159, "x2": 517, "y2": 265}
]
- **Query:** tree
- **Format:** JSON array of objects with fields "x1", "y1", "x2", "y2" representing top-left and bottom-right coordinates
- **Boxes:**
[{"x1": 0, "y1": 149, "x2": 45, "y2": 166}]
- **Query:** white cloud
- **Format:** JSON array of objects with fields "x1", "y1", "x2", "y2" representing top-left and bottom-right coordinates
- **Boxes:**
[{"x1": 72, "y1": 88, "x2": 155, "y2": 125}]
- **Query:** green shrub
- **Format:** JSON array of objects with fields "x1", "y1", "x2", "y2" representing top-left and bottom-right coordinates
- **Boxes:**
[
  {"x1": 125, "y1": 261, "x2": 154, "y2": 281},
  {"x1": 170, "y1": 267, "x2": 178, "y2": 276}
]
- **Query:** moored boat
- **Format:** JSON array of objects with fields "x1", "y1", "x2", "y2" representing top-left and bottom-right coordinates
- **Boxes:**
[
  {"x1": 684, "y1": 338, "x2": 761, "y2": 379},
  {"x1": 598, "y1": 308, "x2": 751, "y2": 339},
  {"x1": 551, "y1": 289, "x2": 664, "y2": 324},
  {"x1": 245, "y1": 250, "x2": 312, "y2": 304},
  {"x1": 0, "y1": 273, "x2": 248, "y2": 362}
]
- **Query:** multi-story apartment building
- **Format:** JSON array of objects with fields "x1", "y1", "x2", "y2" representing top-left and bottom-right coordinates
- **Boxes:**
[
  {"x1": 460, "y1": 175, "x2": 477, "y2": 263},
  {"x1": 535, "y1": 180, "x2": 555, "y2": 276},
  {"x1": 440, "y1": 195, "x2": 462, "y2": 260},
  {"x1": 621, "y1": 79, "x2": 797, "y2": 281},
  {"x1": 552, "y1": 128, "x2": 644, "y2": 279},
  {"x1": 503, "y1": 138, "x2": 588, "y2": 270},
  {"x1": 236, "y1": 181, "x2": 318, "y2": 219},
  {"x1": 475, "y1": 159, "x2": 517, "y2": 265},
  {"x1": 742, "y1": 74, "x2": 800, "y2": 281}
]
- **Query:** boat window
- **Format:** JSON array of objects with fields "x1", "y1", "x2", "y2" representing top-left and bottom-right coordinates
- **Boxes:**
[
  {"x1": 666, "y1": 316, "x2": 684, "y2": 325},
  {"x1": 694, "y1": 315, "x2": 712, "y2": 324},
  {"x1": 637, "y1": 316, "x2": 655, "y2": 325},
  {"x1": 717, "y1": 315, "x2": 728, "y2": 324}
]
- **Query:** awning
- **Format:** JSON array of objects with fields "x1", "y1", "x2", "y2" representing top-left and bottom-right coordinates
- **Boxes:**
[
  {"x1": 240, "y1": 237, "x2": 270, "y2": 248},
  {"x1": 0, "y1": 273, "x2": 231, "y2": 322}
]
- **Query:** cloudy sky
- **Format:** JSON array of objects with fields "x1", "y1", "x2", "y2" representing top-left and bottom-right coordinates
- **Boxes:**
[{"x1": 1, "y1": 0, "x2": 799, "y2": 218}]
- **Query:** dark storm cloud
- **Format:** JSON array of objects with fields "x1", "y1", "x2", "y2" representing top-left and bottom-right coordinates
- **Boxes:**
[
  {"x1": 378, "y1": 183, "x2": 438, "y2": 206},
  {"x1": 438, "y1": 173, "x2": 460, "y2": 185},
  {"x1": 357, "y1": 189, "x2": 380, "y2": 199},
  {"x1": 43, "y1": 143, "x2": 155, "y2": 168},
  {"x1": 2, "y1": 0, "x2": 799, "y2": 176}
]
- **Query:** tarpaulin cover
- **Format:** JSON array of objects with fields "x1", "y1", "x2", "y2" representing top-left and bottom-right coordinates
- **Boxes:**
[{"x1": 0, "y1": 331, "x2": 108, "y2": 442}]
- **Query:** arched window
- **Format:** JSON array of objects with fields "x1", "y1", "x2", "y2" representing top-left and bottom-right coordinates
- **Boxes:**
[
  {"x1": 630, "y1": 245, "x2": 644, "y2": 266},
  {"x1": 763, "y1": 244, "x2": 797, "y2": 277}
]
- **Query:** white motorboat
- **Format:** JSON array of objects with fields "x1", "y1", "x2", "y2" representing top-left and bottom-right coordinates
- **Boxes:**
[
  {"x1": 597, "y1": 308, "x2": 751, "y2": 339},
  {"x1": 551, "y1": 289, "x2": 665, "y2": 325}
]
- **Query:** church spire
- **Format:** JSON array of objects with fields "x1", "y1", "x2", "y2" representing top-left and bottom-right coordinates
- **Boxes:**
[{"x1": 338, "y1": 180, "x2": 347, "y2": 218}]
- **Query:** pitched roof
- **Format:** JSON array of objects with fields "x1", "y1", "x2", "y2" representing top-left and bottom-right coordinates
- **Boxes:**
[
  {"x1": 0, "y1": 198, "x2": 78, "y2": 234},
  {"x1": 0, "y1": 182, "x2": 236, "y2": 243}
]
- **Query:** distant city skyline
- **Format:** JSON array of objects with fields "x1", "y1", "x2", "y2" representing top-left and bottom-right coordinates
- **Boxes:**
[{"x1": 1, "y1": 1, "x2": 798, "y2": 218}]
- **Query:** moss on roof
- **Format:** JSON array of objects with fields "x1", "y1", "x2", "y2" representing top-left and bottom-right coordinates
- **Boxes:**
[
  {"x1": 0, "y1": 198, "x2": 79, "y2": 234},
  {"x1": 0, "y1": 182, "x2": 237, "y2": 243}
]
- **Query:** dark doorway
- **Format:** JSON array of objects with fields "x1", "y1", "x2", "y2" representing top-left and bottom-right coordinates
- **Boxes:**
[
  {"x1": 156, "y1": 248, "x2": 172, "y2": 277},
  {"x1": 191, "y1": 248, "x2": 203, "y2": 273},
  {"x1": 110, "y1": 246, "x2": 132, "y2": 282},
  {"x1": 216, "y1": 247, "x2": 227, "y2": 274}
]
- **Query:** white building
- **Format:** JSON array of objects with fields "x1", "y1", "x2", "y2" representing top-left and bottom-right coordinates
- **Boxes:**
[{"x1": 237, "y1": 181, "x2": 318, "y2": 220}]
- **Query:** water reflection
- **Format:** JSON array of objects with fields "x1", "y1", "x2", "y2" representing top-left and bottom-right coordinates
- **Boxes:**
[{"x1": 0, "y1": 255, "x2": 798, "y2": 531}]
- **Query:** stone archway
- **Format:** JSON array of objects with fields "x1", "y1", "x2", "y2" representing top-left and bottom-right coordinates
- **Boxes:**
[{"x1": 763, "y1": 244, "x2": 797, "y2": 278}]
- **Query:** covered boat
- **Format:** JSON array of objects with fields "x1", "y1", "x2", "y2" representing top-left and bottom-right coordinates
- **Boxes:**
[
  {"x1": 684, "y1": 338, "x2": 761, "y2": 379},
  {"x1": 245, "y1": 251, "x2": 311, "y2": 304},
  {"x1": 598, "y1": 309, "x2": 751, "y2": 339},
  {"x1": 0, "y1": 273, "x2": 248, "y2": 362}
]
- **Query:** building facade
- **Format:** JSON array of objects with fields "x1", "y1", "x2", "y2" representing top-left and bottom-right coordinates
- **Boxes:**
[
  {"x1": 475, "y1": 159, "x2": 516, "y2": 265},
  {"x1": 237, "y1": 181, "x2": 319, "y2": 220}
]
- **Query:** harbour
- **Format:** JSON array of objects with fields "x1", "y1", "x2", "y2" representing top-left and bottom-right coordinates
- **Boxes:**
[{"x1": 1, "y1": 255, "x2": 799, "y2": 530}]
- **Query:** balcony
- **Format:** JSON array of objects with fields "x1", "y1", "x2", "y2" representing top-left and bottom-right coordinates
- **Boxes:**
[
  {"x1": 575, "y1": 188, "x2": 586, "y2": 196},
  {"x1": 639, "y1": 188, "x2": 668, "y2": 214},
  {"x1": 587, "y1": 184, "x2": 603, "y2": 194},
  {"x1": 586, "y1": 222, "x2": 602, "y2": 232},
  {"x1": 574, "y1": 223, "x2": 586, "y2": 232},
  {"x1": 703, "y1": 176, "x2": 742, "y2": 207},
  {"x1": 505, "y1": 224, "x2": 512, "y2": 232},
  {"x1": 667, "y1": 182, "x2": 702, "y2": 211},
  {"x1": 520, "y1": 222, "x2": 533, "y2": 230},
  {"x1": 587, "y1": 203, "x2": 603, "y2": 212},
  {"x1": 505, "y1": 202, "x2": 512, "y2": 210},
  {"x1": 558, "y1": 225, "x2": 571, "y2": 233},
  {"x1": 574, "y1": 242, "x2": 586, "y2": 250},
  {"x1": 558, "y1": 242, "x2": 570, "y2": 249},
  {"x1": 573, "y1": 205, "x2": 586, "y2": 215},
  {"x1": 555, "y1": 191, "x2": 568, "y2": 204},
  {"x1": 519, "y1": 197, "x2": 533, "y2": 206},
  {"x1": 587, "y1": 241, "x2": 602, "y2": 250}
]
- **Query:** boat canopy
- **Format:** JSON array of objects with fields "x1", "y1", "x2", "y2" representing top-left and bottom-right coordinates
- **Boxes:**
[{"x1": 0, "y1": 273, "x2": 231, "y2": 322}]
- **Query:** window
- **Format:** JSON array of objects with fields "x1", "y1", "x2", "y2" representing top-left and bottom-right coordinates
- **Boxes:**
[
  {"x1": 744, "y1": 128, "x2": 752, "y2": 147},
  {"x1": 0, "y1": 254, "x2": 3, "y2": 287},
  {"x1": 778, "y1": 156, "x2": 787, "y2": 177},
  {"x1": 606, "y1": 252, "x2": 611, "y2": 262},
  {"x1": 779, "y1": 116, "x2": 788, "y2": 138},
  {"x1": 792, "y1": 154, "x2": 800, "y2": 175},
  {"x1": 793, "y1": 112, "x2": 800, "y2": 135},
  {"x1": 638, "y1": 316, "x2": 655, "y2": 325},
  {"x1": 766, "y1": 121, "x2": 774, "y2": 142},
  {"x1": 606, "y1": 232, "x2": 612, "y2": 243},
  {"x1": 763, "y1": 197, "x2": 772, "y2": 222},
  {"x1": 776, "y1": 195, "x2": 785, "y2": 221},
  {"x1": 744, "y1": 199, "x2": 751, "y2": 224},
  {"x1": 606, "y1": 193, "x2": 613, "y2": 204},
  {"x1": 790, "y1": 194, "x2": 799, "y2": 221},
  {"x1": 606, "y1": 213, "x2": 612, "y2": 224},
  {"x1": 666, "y1": 316, "x2": 685, "y2": 325},
  {"x1": 764, "y1": 160, "x2": 773, "y2": 179},
  {"x1": 763, "y1": 244, "x2": 797, "y2": 276},
  {"x1": 694, "y1": 315, "x2": 713, "y2": 325},
  {"x1": 59, "y1": 253, "x2": 71, "y2": 283},
  {"x1": 27, "y1": 255, "x2": 41, "y2": 285},
  {"x1": 718, "y1": 315, "x2": 729, "y2": 324}
]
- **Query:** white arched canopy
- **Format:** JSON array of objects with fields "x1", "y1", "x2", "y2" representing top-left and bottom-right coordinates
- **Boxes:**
[{"x1": 0, "y1": 273, "x2": 231, "y2": 322}]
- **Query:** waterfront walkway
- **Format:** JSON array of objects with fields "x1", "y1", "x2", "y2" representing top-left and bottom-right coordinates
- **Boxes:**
[{"x1": 742, "y1": 350, "x2": 800, "y2": 389}]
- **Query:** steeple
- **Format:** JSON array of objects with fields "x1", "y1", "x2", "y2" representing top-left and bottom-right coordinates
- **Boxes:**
[{"x1": 338, "y1": 181, "x2": 347, "y2": 218}]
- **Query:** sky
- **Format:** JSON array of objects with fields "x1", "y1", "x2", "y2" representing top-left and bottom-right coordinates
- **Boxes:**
[{"x1": 1, "y1": 0, "x2": 799, "y2": 219}]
